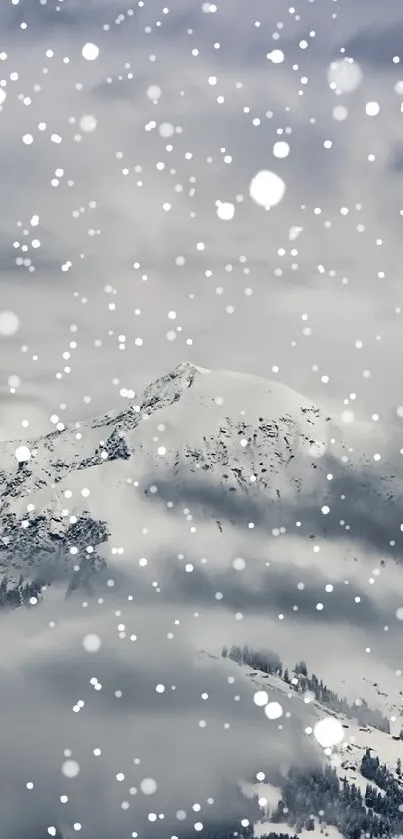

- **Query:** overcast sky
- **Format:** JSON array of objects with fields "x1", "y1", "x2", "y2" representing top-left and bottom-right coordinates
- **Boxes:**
[
  {"x1": 1, "y1": 0, "x2": 403, "y2": 438},
  {"x1": 2, "y1": 1, "x2": 403, "y2": 837}
]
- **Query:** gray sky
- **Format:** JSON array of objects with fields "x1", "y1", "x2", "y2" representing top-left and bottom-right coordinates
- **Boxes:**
[
  {"x1": 2, "y1": 1, "x2": 403, "y2": 837},
  {"x1": 1, "y1": 0, "x2": 403, "y2": 438}
]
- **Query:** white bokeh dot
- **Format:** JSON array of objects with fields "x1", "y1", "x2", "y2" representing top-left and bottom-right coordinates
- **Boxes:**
[
  {"x1": 140, "y1": 778, "x2": 158, "y2": 795},
  {"x1": 82, "y1": 633, "x2": 102, "y2": 653},
  {"x1": 159, "y1": 122, "x2": 174, "y2": 137},
  {"x1": 365, "y1": 101, "x2": 380, "y2": 116},
  {"x1": 232, "y1": 557, "x2": 246, "y2": 571},
  {"x1": 314, "y1": 717, "x2": 344, "y2": 748},
  {"x1": 62, "y1": 760, "x2": 80, "y2": 778},
  {"x1": 253, "y1": 690, "x2": 269, "y2": 707},
  {"x1": 327, "y1": 58, "x2": 362, "y2": 93},
  {"x1": 82, "y1": 42, "x2": 100, "y2": 61},
  {"x1": 0, "y1": 310, "x2": 20, "y2": 335},
  {"x1": 15, "y1": 445, "x2": 31, "y2": 463},
  {"x1": 249, "y1": 170, "x2": 286, "y2": 208},
  {"x1": 264, "y1": 701, "x2": 283, "y2": 720},
  {"x1": 217, "y1": 202, "x2": 235, "y2": 220},
  {"x1": 79, "y1": 114, "x2": 97, "y2": 132},
  {"x1": 147, "y1": 85, "x2": 161, "y2": 101},
  {"x1": 267, "y1": 49, "x2": 284, "y2": 64},
  {"x1": 273, "y1": 141, "x2": 290, "y2": 159},
  {"x1": 332, "y1": 105, "x2": 348, "y2": 121}
]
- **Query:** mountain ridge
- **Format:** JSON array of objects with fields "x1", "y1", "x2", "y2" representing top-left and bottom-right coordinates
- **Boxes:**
[
  {"x1": 0, "y1": 362, "x2": 337, "y2": 594},
  {"x1": 1, "y1": 365, "x2": 403, "y2": 839},
  {"x1": 0, "y1": 361, "x2": 401, "y2": 604}
]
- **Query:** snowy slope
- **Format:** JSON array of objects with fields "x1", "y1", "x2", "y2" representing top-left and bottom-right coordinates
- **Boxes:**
[
  {"x1": 0, "y1": 361, "x2": 338, "y2": 589},
  {"x1": 240, "y1": 662, "x2": 403, "y2": 776},
  {"x1": 1, "y1": 365, "x2": 403, "y2": 839},
  {"x1": 0, "y1": 360, "x2": 402, "y2": 599},
  {"x1": 228, "y1": 660, "x2": 403, "y2": 839}
]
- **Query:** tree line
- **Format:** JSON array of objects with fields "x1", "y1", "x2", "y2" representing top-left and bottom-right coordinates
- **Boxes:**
[{"x1": 222, "y1": 646, "x2": 392, "y2": 735}]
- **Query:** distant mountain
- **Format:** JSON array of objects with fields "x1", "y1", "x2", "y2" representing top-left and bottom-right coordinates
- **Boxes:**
[
  {"x1": 213, "y1": 650, "x2": 403, "y2": 839},
  {"x1": 0, "y1": 361, "x2": 402, "y2": 600},
  {"x1": 2, "y1": 363, "x2": 403, "y2": 839},
  {"x1": 0, "y1": 361, "x2": 337, "y2": 594}
]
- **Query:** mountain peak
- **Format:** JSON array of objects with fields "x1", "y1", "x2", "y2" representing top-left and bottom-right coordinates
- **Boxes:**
[
  {"x1": 0, "y1": 362, "x2": 336, "y2": 596},
  {"x1": 173, "y1": 360, "x2": 211, "y2": 375}
]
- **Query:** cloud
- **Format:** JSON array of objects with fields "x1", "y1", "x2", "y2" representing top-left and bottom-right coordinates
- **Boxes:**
[
  {"x1": 140, "y1": 443, "x2": 403, "y2": 560},
  {"x1": 0, "y1": 592, "x2": 317, "y2": 838},
  {"x1": 1, "y1": 0, "x2": 403, "y2": 835},
  {"x1": 0, "y1": 0, "x2": 402, "y2": 432},
  {"x1": 343, "y1": 24, "x2": 403, "y2": 67}
]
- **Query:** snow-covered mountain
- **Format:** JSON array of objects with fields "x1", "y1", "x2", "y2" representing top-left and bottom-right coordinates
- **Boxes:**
[
  {"x1": 211, "y1": 651, "x2": 403, "y2": 839},
  {"x1": 1, "y1": 362, "x2": 403, "y2": 839},
  {"x1": 0, "y1": 361, "x2": 334, "y2": 590},
  {"x1": 0, "y1": 360, "x2": 401, "y2": 597}
]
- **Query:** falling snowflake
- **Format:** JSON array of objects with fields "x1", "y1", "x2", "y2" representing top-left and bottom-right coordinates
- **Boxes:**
[
  {"x1": 314, "y1": 717, "x2": 344, "y2": 748},
  {"x1": 249, "y1": 171, "x2": 286, "y2": 208}
]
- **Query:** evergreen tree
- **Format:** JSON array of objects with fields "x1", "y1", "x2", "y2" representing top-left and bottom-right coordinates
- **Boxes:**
[
  {"x1": 221, "y1": 645, "x2": 389, "y2": 734},
  {"x1": 294, "y1": 660, "x2": 308, "y2": 677}
]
